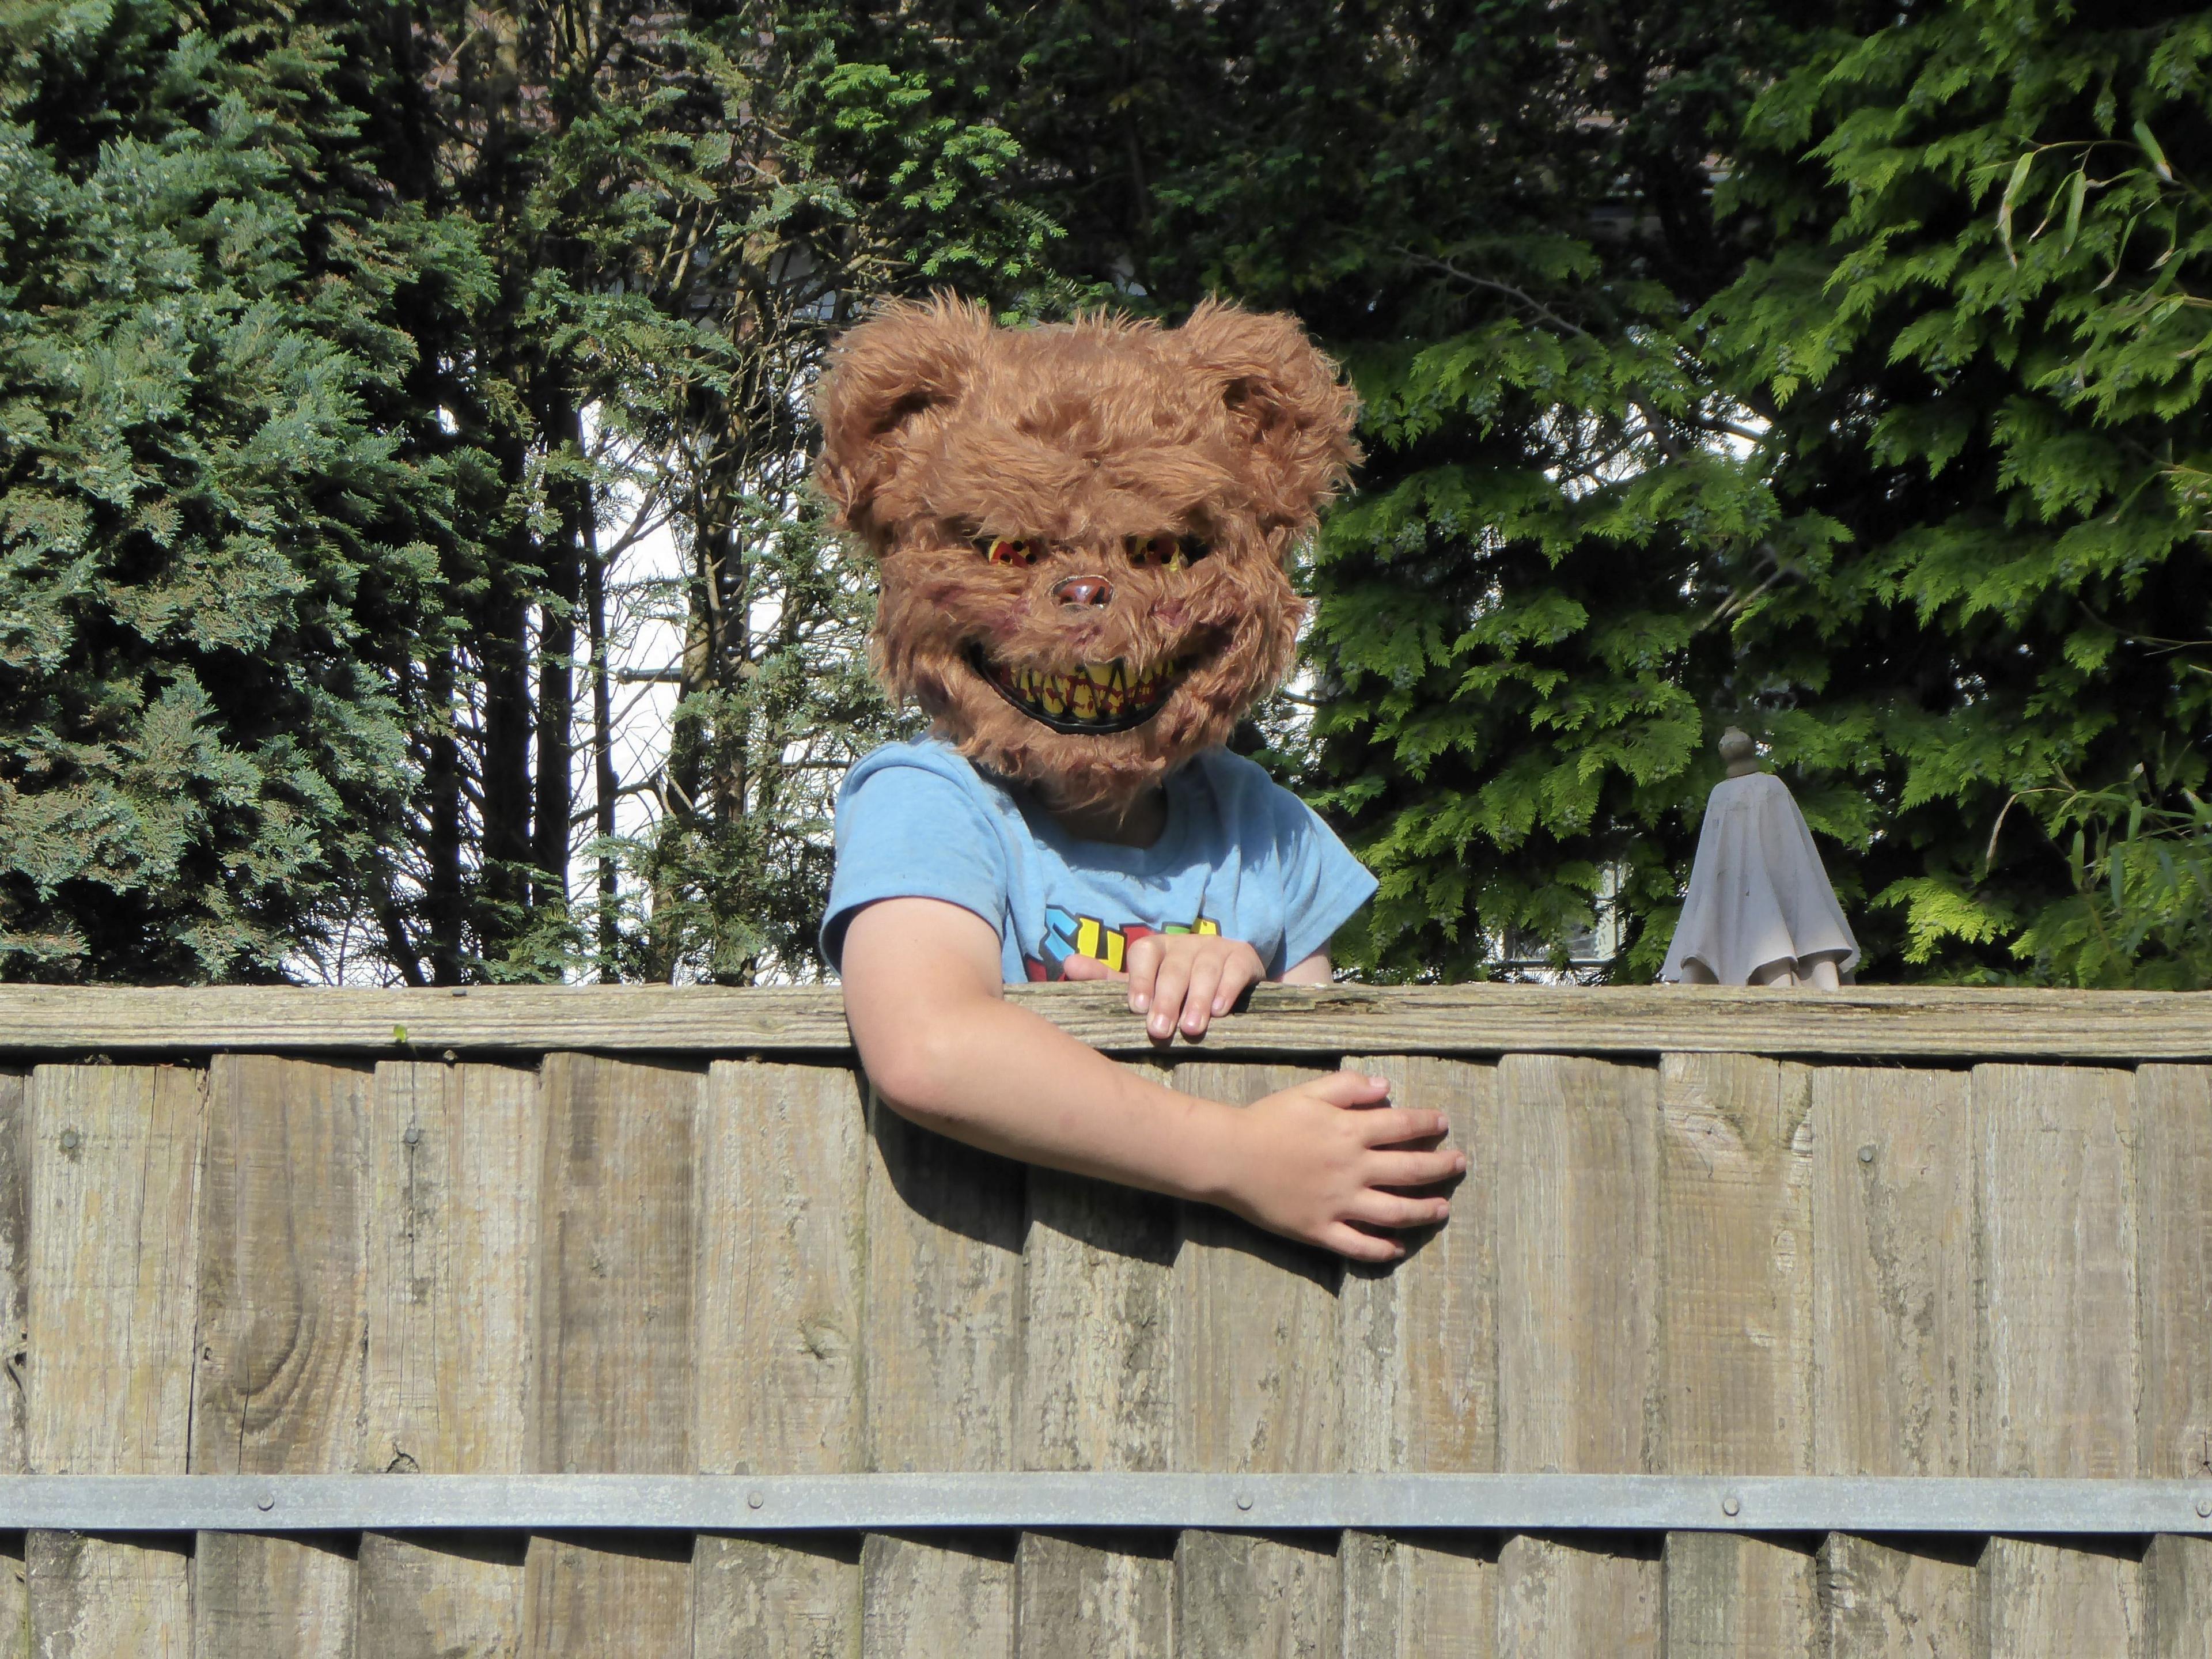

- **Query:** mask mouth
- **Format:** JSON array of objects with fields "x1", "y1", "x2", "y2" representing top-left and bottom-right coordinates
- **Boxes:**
[{"x1": 968, "y1": 645, "x2": 1189, "y2": 734}]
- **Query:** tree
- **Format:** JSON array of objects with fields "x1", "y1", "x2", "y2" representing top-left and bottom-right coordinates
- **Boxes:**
[
  {"x1": 1703, "y1": 0, "x2": 2212, "y2": 984},
  {"x1": 0, "y1": 0, "x2": 495, "y2": 979}
]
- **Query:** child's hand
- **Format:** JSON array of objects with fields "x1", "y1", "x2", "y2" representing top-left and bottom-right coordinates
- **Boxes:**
[
  {"x1": 1216, "y1": 1070, "x2": 1465, "y2": 1262},
  {"x1": 1060, "y1": 931, "x2": 1266, "y2": 1040}
]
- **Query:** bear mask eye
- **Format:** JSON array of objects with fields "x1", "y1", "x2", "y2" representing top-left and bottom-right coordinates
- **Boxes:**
[
  {"x1": 978, "y1": 536, "x2": 1039, "y2": 567},
  {"x1": 1127, "y1": 533, "x2": 1207, "y2": 571}
]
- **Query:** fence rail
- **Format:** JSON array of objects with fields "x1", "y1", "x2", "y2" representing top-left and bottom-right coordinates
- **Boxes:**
[{"x1": 0, "y1": 986, "x2": 2206, "y2": 1656}]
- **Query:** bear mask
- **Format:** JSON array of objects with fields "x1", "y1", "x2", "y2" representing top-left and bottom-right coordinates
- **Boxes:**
[{"x1": 815, "y1": 297, "x2": 1359, "y2": 811}]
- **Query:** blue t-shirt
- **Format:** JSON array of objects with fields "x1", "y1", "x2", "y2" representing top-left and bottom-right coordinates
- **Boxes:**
[{"x1": 821, "y1": 736, "x2": 1376, "y2": 983}]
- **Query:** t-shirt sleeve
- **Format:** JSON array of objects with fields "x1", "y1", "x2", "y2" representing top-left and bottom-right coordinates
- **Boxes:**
[
  {"x1": 1271, "y1": 787, "x2": 1378, "y2": 973},
  {"x1": 820, "y1": 762, "x2": 1013, "y2": 970}
]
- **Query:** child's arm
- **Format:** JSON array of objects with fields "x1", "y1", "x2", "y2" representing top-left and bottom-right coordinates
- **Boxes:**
[{"x1": 840, "y1": 896, "x2": 1464, "y2": 1261}]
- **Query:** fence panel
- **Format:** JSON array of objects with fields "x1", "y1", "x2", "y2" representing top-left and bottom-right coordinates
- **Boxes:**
[{"x1": 0, "y1": 987, "x2": 2204, "y2": 1656}]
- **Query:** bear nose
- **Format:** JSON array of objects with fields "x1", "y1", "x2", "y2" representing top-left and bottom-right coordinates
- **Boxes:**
[{"x1": 1053, "y1": 574, "x2": 1114, "y2": 609}]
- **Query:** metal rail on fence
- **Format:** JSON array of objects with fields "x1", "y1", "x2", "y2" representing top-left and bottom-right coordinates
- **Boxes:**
[{"x1": 10, "y1": 1474, "x2": 2210, "y2": 1535}]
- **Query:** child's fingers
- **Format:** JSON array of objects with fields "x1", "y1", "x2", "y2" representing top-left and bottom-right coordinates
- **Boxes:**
[
  {"x1": 1149, "y1": 953, "x2": 1194, "y2": 1040},
  {"x1": 1058, "y1": 953, "x2": 1123, "y2": 982},
  {"x1": 1301, "y1": 1070, "x2": 1395, "y2": 1107},
  {"x1": 1124, "y1": 934, "x2": 1163, "y2": 1013},
  {"x1": 1317, "y1": 1222, "x2": 1405, "y2": 1263},
  {"x1": 1211, "y1": 944, "x2": 1263, "y2": 1014},
  {"x1": 1347, "y1": 1191, "x2": 1452, "y2": 1230},
  {"x1": 1181, "y1": 953, "x2": 1228, "y2": 1034},
  {"x1": 1367, "y1": 1147, "x2": 1469, "y2": 1188},
  {"x1": 1349, "y1": 1105, "x2": 1449, "y2": 1145}
]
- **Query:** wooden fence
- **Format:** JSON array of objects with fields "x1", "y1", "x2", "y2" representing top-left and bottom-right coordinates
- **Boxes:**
[{"x1": 0, "y1": 982, "x2": 2206, "y2": 1656}]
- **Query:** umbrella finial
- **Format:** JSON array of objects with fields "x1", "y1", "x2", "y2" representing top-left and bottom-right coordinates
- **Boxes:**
[{"x1": 1718, "y1": 726, "x2": 1760, "y2": 778}]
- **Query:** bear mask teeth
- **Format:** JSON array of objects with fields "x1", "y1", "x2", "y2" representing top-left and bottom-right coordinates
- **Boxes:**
[{"x1": 970, "y1": 648, "x2": 1183, "y2": 734}]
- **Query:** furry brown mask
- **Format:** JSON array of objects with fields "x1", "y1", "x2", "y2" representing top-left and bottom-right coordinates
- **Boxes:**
[{"x1": 815, "y1": 297, "x2": 1359, "y2": 810}]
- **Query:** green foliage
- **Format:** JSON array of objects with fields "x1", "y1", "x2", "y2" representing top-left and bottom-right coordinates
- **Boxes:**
[
  {"x1": 1703, "y1": 0, "x2": 2212, "y2": 984},
  {"x1": 0, "y1": 0, "x2": 486, "y2": 978}
]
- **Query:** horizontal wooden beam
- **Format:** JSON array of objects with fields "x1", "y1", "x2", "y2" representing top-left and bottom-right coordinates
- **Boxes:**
[{"x1": 0, "y1": 982, "x2": 2203, "y2": 1060}]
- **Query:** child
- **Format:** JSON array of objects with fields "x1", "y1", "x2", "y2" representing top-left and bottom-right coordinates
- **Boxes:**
[{"x1": 816, "y1": 298, "x2": 1463, "y2": 1261}]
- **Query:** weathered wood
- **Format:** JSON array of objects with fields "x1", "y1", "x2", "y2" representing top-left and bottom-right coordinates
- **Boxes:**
[
  {"x1": 353, "y1": 1532, "x2": 525, "y2": 1659},
  {"x1": 1339, "y1": 1056, "x2": 1497, "y2": 1476},
  {"x1": 28, "y1": 1065, "x2": 204, "y2": 1474},
  {"x1": 26, "y1": 1065, "x2": 204, "y2": 1657},
  {"x1": 518, "y1": 1055, "x2": 698, "y2": 1657},
  {"x1": 192, "y1": 1534, "x2": 355, "y2": 1659},
  {"x1": 361, "y1": 1063, "x2": 539, "y2": 1476},
  {"x1": 694, "y1": 1062, "x2": 867, "y2": 1658},
  {"x1": 190, "y1": 1056, "x2": 370, "y2": 1659},
  {"x1": 5, "y1": 982, "x2": 2210, "y2": 1060},
  {"x1": 356, "y1": 1062, "x2": 538, "y2": 1658},
  {"x1": 1170, "y1": 1063, "x2": 1341, "y2": 1658},
  {"x1": 26, "y1": 1531, "x2": 188, "y2": 1658},
  {"x1": 1337, "y1": 1056, "x2": 1496, "y2": 1656},
  {"x1": 860, "y1": 1088, "x2": 1024, "y2": 1658},
  {"x1": 1495, "y1": 1533, "x2": 1659, "y2": 1659},
  {"x1": 698, "y1": 1535, "x2": 861, "y2": 1659},
  {"x1": 1656, "y1": 1055, "x2": 1817, "y2": 1656},
  {"x1": 1975, "y1": 1063, "x2": 2142, "y2": 1654},
  {"x1": 1341, "y1": 1532, "x2": 1494, "y2": 1659},
  {"x1": 0, "y1": 1072, "x2": 28, "y2": 1480},
  {"x1": 1013, "y1": 1532, "x2": 1172, "y2": 1659},
  {"x1": 1014, "y1": 1062, "x2": 1176, "y2": 1659},
  {"x1": 1808, "y1": 1069, "x2": 1976, "y2": 1653},
  {"x1": 1494, "y1": 1056, "x2": 1659, "y2": 1655},
  {"x1": 859, "y1": 1534, "x2": 1013, "y2": 1659},
  {"x1": 1662, "y1": 1534, "x2": 1817, "y2": 1659},
  {"x1": 1983, "y1": 1538, "x2": 2145, "y2": 1657},
  {"x1": 0, "y1": 1537, "x2": 20, "y2": 1659},
  {"x1": 2148, "y1": 1533, "x2": 2212, "y2": 1659},
  {"x1": 1816, "y1": 1535, "x2": 1980, "y2": 1659},
  {"x1": 520, "y1": 1533, "x2": 692, "y2": 1657},
  {"x1": 1174, "y1": 1528, "x2": 1339, "y2": 1659},
  {"x1": 2138, "y1": 1066, "x2": 2212, "y2": 1483}
]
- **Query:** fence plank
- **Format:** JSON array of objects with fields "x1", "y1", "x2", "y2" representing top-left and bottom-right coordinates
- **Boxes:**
[
  {"x1": 26, "y1": 1532, "x2": 188, "y2": 1659},
  {"x1": 694, "y1": 1061, "x2": 868, "y2": 1659},
  {"x1": 1016, "y1": 1061, "x2": 1176, "y2": 1659},
  {"x1": 2138, "y1": 1066, "x2": 2212, "y2": 1483},
  {"x1": 354, "y1": 1533, "x2": 525, "y2": 1659},
  {"x1": 859, "y1": 1088, "x2": 1024, "y2": 1658},
  {"x1": 1816, "y1": 1535, "x2": 1980, "y2": 1659},
  {"x1": 0, "y1": 1073, "x2": 27, "y2": 1481},
  {"x1": 190, "y1": 1055, "x2": 370, "y2": 1659},
  {"x1": 26, "y1": 1065, "x2": 203, "y2": 1659},
  {"x1": 1494, "y1": 1056, "x2": 1658, "y2": 1658},
  {"x1": 1975, "y1": 1063, "x2": 2142, "y2": 1654},
  {"x1": 1809, "y1": 1067, "x2": 1977, "y2": 1655},
  {"x1": 1013, "y1": 1531, "x2": 1171, "y2": 1659},
  {"x1": 1342, "y1": 1532, "x2": 1495, "y2": 1659},
  {"x1": 1171, "y1": 1062, "x2": 1341, "y2": 1659},
  {"x1": 355, "y1": 1062, "x2": 539, "y2": 1658},
  {"x1": 859, "y1": 1533, "x2": 1013, "y2": 1659},
  {"x1": 2149, "y1": 1534, "x2": 2212, "y2": 1659},
  {"x1": 1338, "y1": 1055, "x2": 1497, "y2": 1657},
  {"x1": 698, "y1": 1535, "x2": 861, "y2": 1659},
  {"x1": 14, "y1": 982, "x2": 2212, "y2": 1063},
  {"x1": 2140, "y1": 1065, "x2": 2212, "y2": 1659},
  {"x1": 1495, "y1": 1534, "x2": 1659, "y2": 1659},
  {"x1": 1656, "y1": 1055, "x2": 1817, "y2": 1657},
  {"x1": 520, "y1": 1055, "x2": 699, "y2": 1659}
]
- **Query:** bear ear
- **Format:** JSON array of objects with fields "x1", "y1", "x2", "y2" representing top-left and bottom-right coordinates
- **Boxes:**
[
  {"x1": 815, "y1": 295, "x2": 991, "y2": 547},
  {"x1": 1177, "y1": 300, "x2": 1361, "y2": 529}
]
